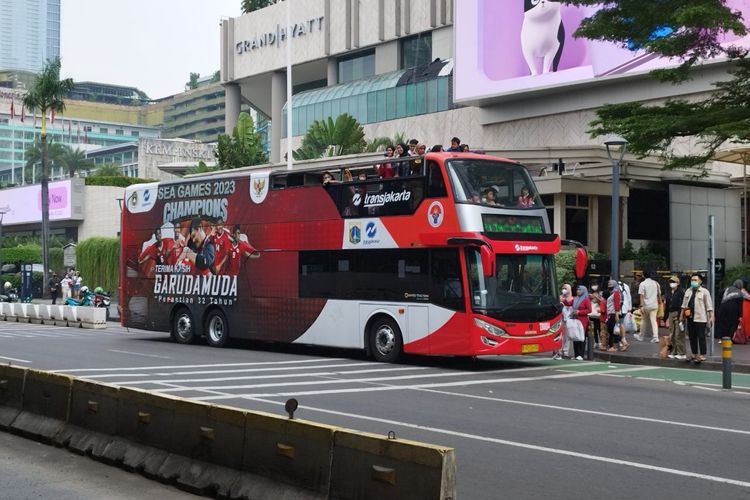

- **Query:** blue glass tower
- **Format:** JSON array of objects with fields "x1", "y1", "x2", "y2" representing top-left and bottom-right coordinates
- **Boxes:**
[{"x1": 0, "y1": 0, "x2": 61, "y2": 72}]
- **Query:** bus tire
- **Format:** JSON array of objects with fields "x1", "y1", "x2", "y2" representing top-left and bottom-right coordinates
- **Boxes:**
[
  {"x1": 205, "y1": 309, "x2": 229, "y2": 348},
  {"x1": 368, "y1": 316, "x2": 403, "y2": 363},
  {"x1": 171, "y1": 307, "x2": 195, "y2": 344}
]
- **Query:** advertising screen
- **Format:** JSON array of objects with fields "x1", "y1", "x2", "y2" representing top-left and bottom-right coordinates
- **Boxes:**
[
  {"x1": 454, "y1": 0, "x2": 750, "y2": 103},
  {"x1": 1, "y1": 180, "x2": 73, "y2": 225}
]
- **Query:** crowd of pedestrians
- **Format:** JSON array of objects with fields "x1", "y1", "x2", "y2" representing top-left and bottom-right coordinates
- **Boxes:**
[
  {"x1": 48, "y1": 268, "x2": 83, "y2": 305},
  {"x1": 556, "y1": 269, "x2": 747, "y2": 365}
]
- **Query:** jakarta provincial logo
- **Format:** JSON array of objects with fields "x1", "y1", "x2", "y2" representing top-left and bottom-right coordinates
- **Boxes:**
[
  {"x1": 427, "y1": 201, "x2": 444, "y2": 228},
  {"x1": 348, "y1": 223, "x2": 361, "y2": 244},
  {"x1": 249, "y1": 173, "x2": 269, "y2": 204}
]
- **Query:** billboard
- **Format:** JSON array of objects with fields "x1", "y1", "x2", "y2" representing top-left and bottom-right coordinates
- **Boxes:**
[
  {"x1": 1, "y1": 180, "x2": 73, "y2": 225},
  {"x1": 454, "y1": 0, "x2": 750, "y2": 103}
]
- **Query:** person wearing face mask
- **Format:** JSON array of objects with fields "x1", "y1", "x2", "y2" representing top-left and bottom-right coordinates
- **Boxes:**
[
  {"x1": 680, "y1": 274, "x2": 714, "y2": 363},
  {"x1": 605, "y1": 279, "x2": 624, "y2": 352},
  {"x1": 553, "y1": 283, "x2": 574, "y2": 360},
  {"x1": 572, "y1": 285, "x2": 592, "y2": 360},
  {"x1": 588, "y1": 282, "x2": 603, "y2": 348},
  {"x1": 664, "y1": 276, "x2": 686, "y2": 359}
]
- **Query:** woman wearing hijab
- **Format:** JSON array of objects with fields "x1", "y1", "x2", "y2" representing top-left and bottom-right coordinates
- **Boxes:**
[
  {"x1": 715, "y1": 279, "x2": 744, "y2": 343},
  {"x1": 572, "y1": 285, "x2": 592, "y2": 360},
  {"x1": 395, "y1": 143, "x2": 411, "y2": 177},
  {"x1": 553, "y1": 284, "x2": 574, "y2": 360}
]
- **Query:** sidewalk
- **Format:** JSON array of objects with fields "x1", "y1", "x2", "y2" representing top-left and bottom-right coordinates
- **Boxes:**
[{"x1": 593, "y1": 329, "x2": 750, "y2": 374}]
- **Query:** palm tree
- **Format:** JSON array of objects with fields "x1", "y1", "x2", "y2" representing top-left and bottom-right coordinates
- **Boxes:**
[
  {"x1": 365, "y1": 132, "x2": 407, "y2": 153},
  {"x1": 57, "y1": 145, "x2": 92, "y2": 178},
  {"x1": 293, "y1": 114, "x2": 366, "y2": 160},
  {"x1": 92, "y1": 163, "x2": 124, "y2": 177},
  {"x1": 23, "y1": 57, "x2": 74, "y2": 296},
  {"x1": 24, "y1": 139, "x2": 66, "y2": 183}
]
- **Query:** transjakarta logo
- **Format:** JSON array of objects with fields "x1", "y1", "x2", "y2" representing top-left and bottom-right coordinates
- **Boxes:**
[
  {"x1": 143, "y1": 189, "x2": 151, "y2": 202},
  {"x1": 515, "y1": 244, "x2": 539, "y2": 252},
  {"x1": 353, "y1": 190, "x2": 411, "y2": 208},
  {"x1": 365, "y1": 222, "x2": 377, "y2": 239}
]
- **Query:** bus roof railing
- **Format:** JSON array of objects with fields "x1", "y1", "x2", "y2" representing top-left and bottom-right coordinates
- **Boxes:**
[{"x1": 181, "y1": 151, "x2": 521, "y2": 182}]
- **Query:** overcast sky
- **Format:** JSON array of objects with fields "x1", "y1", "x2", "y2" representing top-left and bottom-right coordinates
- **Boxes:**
[{"x1": 60, "y1": 0, "x2": 241, "y2": 99}]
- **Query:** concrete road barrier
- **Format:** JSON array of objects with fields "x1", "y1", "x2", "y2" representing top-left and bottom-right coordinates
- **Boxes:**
[
  {"x1": 11, "y1": 370, "x2": 73, "y2": 443},
  {"x1": 78, "y1": 307, "x2": 107, "y2": 329},
  {"x1": 0, "y1": 366, "x2": 456, "y2": 499},
  {"x1": 0, "y1": 302, "x2": 8, "y2": 320},
  {"x1": 64, "y1": 305, "x2": 81, "y2": 327},
  {"x1": 243, "y1": 411, "x2": 336, "y2": 494},
  {"x1": 0, "y1": 365, "x2": 26, "y2": 429},
  {"x1": 330, "y1": 429, "x2": 456, "y2": 500},
  {"x1": 0, "y1": 304, "x2": 105, "y2": 329}
]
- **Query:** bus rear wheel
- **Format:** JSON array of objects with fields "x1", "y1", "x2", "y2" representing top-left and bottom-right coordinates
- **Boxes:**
[
  {"x1": 171, "y1": 307, "x2": 195, "y2": 344},
  {"x1": 368, "y1": 316, "x2": 403, "y2": 363},
  {"x1": 205, "y1": 309, "x2": 229, "y2": 348}
]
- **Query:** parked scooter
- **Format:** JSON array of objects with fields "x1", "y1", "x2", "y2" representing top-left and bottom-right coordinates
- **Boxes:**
[
  {"x1": 0, "y1": 282, "x2": 19, "y2": 303},
  {"x1": 93, "y1": 286, "x2": 111, "y2": 320},
  {"x1": 65, "y1": 286, "x2": 93, "y2": 307}
]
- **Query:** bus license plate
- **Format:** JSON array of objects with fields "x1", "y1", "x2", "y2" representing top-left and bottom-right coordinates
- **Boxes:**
[{"x1": 522, "y1": 344, "x2": 540, "y2": 353}]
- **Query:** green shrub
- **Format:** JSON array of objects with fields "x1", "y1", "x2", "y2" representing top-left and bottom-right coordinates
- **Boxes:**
[
  {"x1": 1, "y1": 272, "x2": 44, "y2": 298},
  {"x1": 723, "y1": 264, "x2": 750, "y2": 288},
  {"x1": 555, "y1": 250, "x2": 576, "y2": 286},
  {"x1": 2, "y1": 245, "x2": 41, "y2": 264},
  {"x1": 76, "y1": 237, "x2": 120, "y2": 292},
  {"x1": 85, "y1": 176, "x2": 158, "y2": 188}
]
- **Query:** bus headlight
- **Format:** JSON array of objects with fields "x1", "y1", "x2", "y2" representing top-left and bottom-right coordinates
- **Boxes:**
[
  {"x1": 548, "y1": 318, "x2": 563, "y2": 334},
  {"x1": 474, "y1": 318, "x2": 509, "y2": 337}
]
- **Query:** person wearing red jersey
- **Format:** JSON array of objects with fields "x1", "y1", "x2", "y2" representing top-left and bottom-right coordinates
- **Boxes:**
[
  {"x1": 211, "y1": 218, "x2": 232, "y2": 274},
  {"x1": 165, "y1": 220, "x2": 188, "y2": 266},
  {"x1": 138, "y1": 227, "x2": 174, "y2": 273},
  {"x1": 225, "y1": 224, "x2": 259, "y2": 275},
  {"x1": 176, "y1": 218, "x2": 215, "y2": 276}
]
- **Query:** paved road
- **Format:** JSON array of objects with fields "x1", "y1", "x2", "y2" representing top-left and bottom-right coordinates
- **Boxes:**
[
  {"x1": 0, "y1": 430, "x2": 198, "y2": 499},
  {"x1": 1, "y1": 321, "x2": 750, "y2": 500}
]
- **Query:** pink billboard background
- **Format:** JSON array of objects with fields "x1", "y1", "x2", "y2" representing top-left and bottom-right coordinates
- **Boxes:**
[
  {"x1": 1, "y1": 180, "x2": 72, "y2": 225},
  {"x1": 455, "y1": 0, "x2": 750, "y2": 102}
]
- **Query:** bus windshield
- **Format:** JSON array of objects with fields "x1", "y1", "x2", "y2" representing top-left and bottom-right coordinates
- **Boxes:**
[
  {"x1": 447, "y1": 159, "x2": 541, "y2": 209},
  {"x1": 465, "y1": 249, "x2": 559, "y2": 321}
]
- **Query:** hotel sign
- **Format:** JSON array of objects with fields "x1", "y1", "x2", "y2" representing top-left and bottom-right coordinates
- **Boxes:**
[{"x1": 236, "y1": 16, "x2": 325, "y2": 55}]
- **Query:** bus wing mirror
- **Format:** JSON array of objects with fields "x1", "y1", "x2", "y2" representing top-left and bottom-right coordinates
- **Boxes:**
[
  {"x1": 575, "y1": 247, "x2": 588, "y2": 280},
  {"x1": 480, "y1": 246, "x2": 495, "y2": 278},
  {"x1": 561, "y1": 239, "x2": 588, "y2": 280}
]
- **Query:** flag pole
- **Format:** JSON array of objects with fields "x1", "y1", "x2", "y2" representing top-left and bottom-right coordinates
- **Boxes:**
[
  {"x1": 10, "y1": 109, "x2": 15, "y2": 185},
  {"x1": 286, "y1": 0, "x2": 293, "y2": 171}
]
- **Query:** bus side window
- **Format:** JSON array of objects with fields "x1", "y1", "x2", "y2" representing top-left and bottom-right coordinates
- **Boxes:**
[
  {"x1": 431, "y1": 249, "x2": 464, "y2": 311},
  {"x1": 426, "y1": 161, "x2": 447, "y2": 198}
]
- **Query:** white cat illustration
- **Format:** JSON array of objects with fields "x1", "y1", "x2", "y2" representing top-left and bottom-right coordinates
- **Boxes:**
[{"x1": 521, "y1": 0, "x2": 565, "y2": 76}]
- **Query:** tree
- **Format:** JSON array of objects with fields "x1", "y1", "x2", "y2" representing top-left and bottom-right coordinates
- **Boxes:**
[
  {"x1": 365, "y1": 132, "x2": 407, "y2": 153},
  {"x1": 22, "y1": 57, "x2": 74, "y2": 296},
  {"x1": 24, "y1": 138, "x2": 66, "y2": 183},
  {"x1": 566, "y1": 0, "x2": 748, "y2": 173},
  {"x1": 56, "y1": 145, "x2": 92, "y2": 178},
  {"x1": 293, "y1": 114, "x2": 366, "y2": 160},
  {"x1": 186, "y1": 72, "x2": 200, "y2": 90},
  {"x1": 92, "y1": 163, "x2": 124, "y2": 177},
  {"x1": 241, "y1": 0, "x2": 276, "y2": 14},
  {"x1": 215, "y1": 111, "x2": 267, "y2": 168},
  {"x1": 186, "y1": 161, "x2": 217, "y2": 175},
  {"x1": 212, "y1": 70, "x2": 221, "y2": 83}
]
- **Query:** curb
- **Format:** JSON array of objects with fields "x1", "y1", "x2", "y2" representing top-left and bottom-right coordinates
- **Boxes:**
[{"x1": 593, "y1": 352, "x2": 750, "y2": 374}]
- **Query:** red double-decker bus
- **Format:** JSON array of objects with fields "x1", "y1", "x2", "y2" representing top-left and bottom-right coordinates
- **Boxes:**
[{"x1": 120, "y1": 152, "x2": 585, "y2": 361}]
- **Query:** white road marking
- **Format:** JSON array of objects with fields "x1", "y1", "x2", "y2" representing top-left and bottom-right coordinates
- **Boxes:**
[
  {"x1": 113, "y1": 366, "x2": 427, "y2": 386},
  {"x1": 418, "y1": 388, "x2": 750, "y2": 436},
  {"x1": 107, "y1": 350, "x2": 172, "y2": 359},
  {"x1": 191, "y1": 366, "x2": 654, "y2": 400},
  {"x1": 87, "y1": 361, "x2": 397, "y2": 379},
  {"x1": 149, "y1": 382, "x2": 750, "y2": 490},
  {"x1": 53, "y1": 357, "x2": 352, "y2": 373},
  {"x1": 0, "y1": 355, "x2": 32, "y2": 363}
]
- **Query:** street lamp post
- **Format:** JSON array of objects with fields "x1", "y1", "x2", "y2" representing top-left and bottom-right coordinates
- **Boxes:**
[
  {"x1": 605, "y1": 136, "x2": 628, "y2": 282},
  {"x1": 0, "y1": 205, "x2": 9, "y2": 269}
]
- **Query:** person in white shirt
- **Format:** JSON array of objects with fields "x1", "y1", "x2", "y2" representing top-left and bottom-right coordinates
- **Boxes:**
[
  {"x1": 60, "y1": 274, "x2": 72, "y2": 301},
  {"x1": 636, "y1": 270, "x2": 661, "y2": 342}
]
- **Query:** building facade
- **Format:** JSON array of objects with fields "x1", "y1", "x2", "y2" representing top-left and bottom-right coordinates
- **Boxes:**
[
  {"x1": 0, "y1": 0, "x2": 60, "y2": 73},
  {"x1": 220, "y1": 0, "x2": 748, "y2": 272}
]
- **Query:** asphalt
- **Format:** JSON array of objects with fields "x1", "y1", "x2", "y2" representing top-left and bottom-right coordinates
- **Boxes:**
[{"x1": 1, "y1": 321, "x2": 750, "y2": 499}]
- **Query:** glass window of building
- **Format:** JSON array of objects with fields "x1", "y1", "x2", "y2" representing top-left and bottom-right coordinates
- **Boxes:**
[
  {"x1": 115, "y1": 129, "x2": 124, "y2": 135},
  {"x1": 99, "y1": 127, "x2": 107, "y2": 134},
  {"x1": 401, "y1": 33, "x2": 432, "y2": 69},
  {"x1": 338, "y1": 50, "x2": 375, "y2": 84}
]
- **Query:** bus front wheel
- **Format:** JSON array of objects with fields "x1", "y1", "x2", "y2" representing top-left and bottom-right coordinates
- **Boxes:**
[
  {"x1": 205, "y1": 309, "x2": 229, "y2": 348},
  {"x1": 368, "y1": 316, "x2": 403, "y2": 363},
  {"x1": 171, "y1": 307, "x2": 195, "y2": 344}
]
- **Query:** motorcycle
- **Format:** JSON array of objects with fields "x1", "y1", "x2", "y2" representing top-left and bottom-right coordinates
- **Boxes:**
[
  {"x1": 93, "y1": 287, "x2": 111, "y2": 321},
  {"x1": 0, "y1": 282, "x2": 18, "y2": 303},
  {"x1": 65, "y1": 287, "x2": 94, "y2": 307}
]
